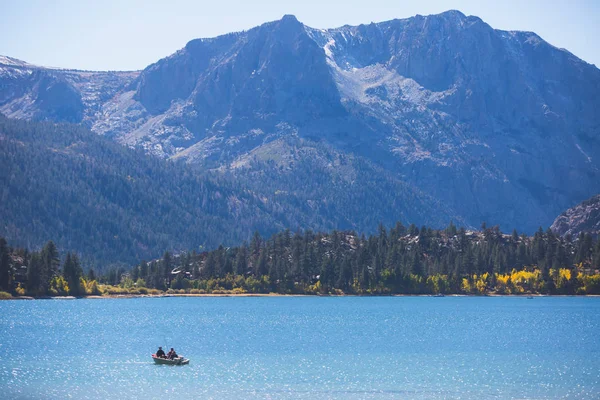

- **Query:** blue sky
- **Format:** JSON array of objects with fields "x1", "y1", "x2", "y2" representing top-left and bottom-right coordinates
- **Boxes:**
[{"x1": 1, "y1": 0, "x2": 599, "y2": 70}]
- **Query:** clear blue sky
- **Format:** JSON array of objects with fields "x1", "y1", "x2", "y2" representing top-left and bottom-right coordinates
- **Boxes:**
[{"x1": 1, "y1": 0, "x2": 598, "y2": 71}]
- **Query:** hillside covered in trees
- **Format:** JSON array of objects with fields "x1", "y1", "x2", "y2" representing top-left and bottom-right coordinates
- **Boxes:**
[
  {"x1": 0, "y1": 115, "x2": 459, "y2": 267},
  {"x1": 2, "y1": 223, "x2": 599, "y2": 297},
  {"x1": 0, "y1": 115, "x2": 288, "y2": 266},
  {"x1": 127, "y1": 223, "x2": 600, "y2": 295}
]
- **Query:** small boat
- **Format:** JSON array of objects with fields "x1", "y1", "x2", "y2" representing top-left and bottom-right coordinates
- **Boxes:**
[
  {"x1": 152, "y1": 354, "x2": 190, "y2": 365},
  {"x1": 527, "y1": 295, "x2": 534, "y2": 299}
]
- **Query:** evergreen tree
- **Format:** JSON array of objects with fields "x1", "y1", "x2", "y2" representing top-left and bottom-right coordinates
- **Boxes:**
[
  {"x1": 593, "y1": 240, "x2": 600, "y2": 268},
  {"x1": 337, "y1": 256, "x2": 354, "y2": 292},
  {"x1": 234, "y1": 246, "x2": 248, "y2": 275},
  {"x1": 256, "y1": 249, "x2": 268, "y2": 277},
  {"x1": 446, "y1": 221, "x2": 458, "y2": 236},
  {"x1": 162, "y1": 251, "x2": 172, "y2": 287},
  {"x1": 575, "y1": 233, "x2": 593, "y2": 265},
  {"x1": 250, "y1": 232, "x2": 262, "y2": 259},
  {"x1": 411, "y1": 251, "x2": 423, "y2": 276},
  {"x1": 0, "y1": 238, "x2": 10, "y2": 291},
  {"x1": 203, "y1": 252, "x2": 216, "y2": 279},
  {"x1": 511, "y1": 229, "x2": 519, "y2": 243},
  {"x1": 26, "y1": 253, "x2": 43, "y2": 295},
  {"x1": 319, "y1": 256, "x2": 334, "y2": 292},
  {"x1": 40, "y1": 241, "x2": 60, "y2": 294},
  {"x1": 131, "y1": 265, "x2": 140, "y2": 282},
  {"x1": 214, "y1": 245, "x2": 226, "y2": 277},
  {"x1": 63, "y1": 252, "x2": 83, "y2": 295},
  {"x1": 87, "y1": 268, "x2": 96, "y2": 282},
  {"x1": 139, "y1": 261, "x2": 148, "y2": 280}
]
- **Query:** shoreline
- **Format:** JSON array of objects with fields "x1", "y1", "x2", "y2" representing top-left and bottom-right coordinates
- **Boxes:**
[{"x1": 2, "y1": 293, "x2": 599, "y2": 300}]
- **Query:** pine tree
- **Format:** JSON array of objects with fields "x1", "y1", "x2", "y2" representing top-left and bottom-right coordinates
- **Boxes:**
[
  {"x1": 223, "y1": 255, "x2": 233, "y2": 276},
  {"x1": 234, "y1": 246, "x2": 248, "y2": 275},
  {"x1": 511, "y1": 229, "x2": 519, "y2": 244},
  {"x1": 87, "y1": 267, "x2": 96, "y2": 282},
  {"x1": 139, "y1": 261, "x2": 148, "y2": 280},
  {"x1": 40, "y1": 241, "x2": 60, "y2": 294},
  {"x1": 319, "y1": 256, "x2": 334, "y2": 292},
  {"x1": 63, "y1": 252, "x2": 83, "y2": 295},
  {"x1": 162, "y1": 251, "x2": 172, "y2": 286},
  {"x1": 593, "y1": 240, "x2": 600, "y2": 268},
  {"x1": 203, "y1": 252, "x2": 216, "y2": 278},
  {"x1": 250, "y1": 232, "x2": 262, "y2": 259},
  {"x1": 575, "y1": 233, "x2": 593, "y2": 265},
  {"x1": 411, "y1": 250, "x2": 423, "y2": 277},
  {"x1": 26, "y1": 253, "x2": 43, "y2": 295},
  {"x1": 131, "y1": 265, "x2": 140, "y2": 282},
  {"x1": 337, "y1": 256, "x2": 354, "y2": 292},
  {"x1": 446, "y1": 221, "x2": 457, "y2": 237},
  {"x1": 215, "y1": 245, "x2": 226, "y2": 277},
  {"x1": 0, "y1": 238, "x2": 10, "y2": 291}
]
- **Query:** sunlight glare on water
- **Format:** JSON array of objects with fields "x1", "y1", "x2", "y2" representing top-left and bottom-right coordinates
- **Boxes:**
[{"x1": 0, "y1": 297, "x2": 599, "y2": 399}]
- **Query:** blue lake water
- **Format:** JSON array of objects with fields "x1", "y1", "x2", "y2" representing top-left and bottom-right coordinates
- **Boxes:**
[{"x1": 1, "y1": 296, "x2": 599, "y2": 399}]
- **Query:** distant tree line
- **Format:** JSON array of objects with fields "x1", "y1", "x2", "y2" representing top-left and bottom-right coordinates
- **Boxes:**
[
  {"x1": 3, "y1": 222, "x2": 598, "y2": 297},
  {"x1": 0, "y1": 238, "x2": 101, "y2": 297},
  {"x1": 127, "y1": 223, "x2": 600, "y2": 295}
]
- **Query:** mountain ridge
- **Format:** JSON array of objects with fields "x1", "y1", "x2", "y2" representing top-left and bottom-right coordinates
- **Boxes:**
[
  {"x1": 1, "y1": 10, "x2": 599, "y2": 234},
  {"x1": 2, "y1": 10, "x2": 596, "y2": 74}
]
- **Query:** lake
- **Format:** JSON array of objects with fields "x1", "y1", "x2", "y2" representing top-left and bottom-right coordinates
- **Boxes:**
[{"x1": 1, "y1": 296, "x2": 599, "y2": 399}]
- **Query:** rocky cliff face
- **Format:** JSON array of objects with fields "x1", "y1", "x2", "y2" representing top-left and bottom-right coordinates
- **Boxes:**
[
  {"x1": 1, "y1": 11, "x2": 599, "y2": 233},
  {"x1": 551, "y1": 195, "x2": 600, "y2": 237},
  {"x1": 0, "y1": 55, "x2": 138, "y2": 125}
]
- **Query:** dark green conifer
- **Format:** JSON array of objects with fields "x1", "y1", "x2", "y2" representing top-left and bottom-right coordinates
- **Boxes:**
[{"x1": 0, "y1": 238, "x2": 10, "y2": 291}]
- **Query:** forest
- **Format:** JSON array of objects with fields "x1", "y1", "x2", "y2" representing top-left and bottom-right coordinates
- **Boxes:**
[
  {"x1": 1, "y1": 222, "x2": 599, "y2": 298},
  {"x1": 1, "y1": 115, "x2": 461, "y2": 268}
]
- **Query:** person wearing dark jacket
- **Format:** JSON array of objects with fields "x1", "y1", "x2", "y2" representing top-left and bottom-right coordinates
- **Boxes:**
[
  {"x1": 167, "y1": 348, "x2": 178, "y2": 360},
  {"x1": 156, "y1": 347, "x2": 166, "y2": 358}
]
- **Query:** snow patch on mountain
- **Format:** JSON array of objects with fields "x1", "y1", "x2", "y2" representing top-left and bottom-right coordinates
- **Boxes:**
[{"x1": 0, "y1": 55, "x2": 32, "y2": 68}]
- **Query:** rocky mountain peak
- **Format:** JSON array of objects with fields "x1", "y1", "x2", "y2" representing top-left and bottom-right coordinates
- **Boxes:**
[
  {"x1": 280, "y1": 14, "x2": 300, "y2": 24},
  {"x1": 1, "y1": 11, "x2": 599, "y2": 234},
  {"x1": 437, "y1": 9, "x2": 467, "y2": 19}
]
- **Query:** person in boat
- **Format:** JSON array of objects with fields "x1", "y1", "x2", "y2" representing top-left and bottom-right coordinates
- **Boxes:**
[
  {"x1": 156, "y1": 347, "x2": 166, "y2": 358},
  {"x1": 167, "y1": 348, "x2": 178, "y2": 360}
]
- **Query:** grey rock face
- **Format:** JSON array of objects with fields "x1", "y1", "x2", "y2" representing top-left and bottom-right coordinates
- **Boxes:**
[
  {"x1": 1, "y1": 11, "x2": 599, "y2": 233},
  {"x1": 551, "y1": 195, "x2": 600, "y2": 237},
  {"x1": 32, "y1": 71, "x2": 84, "y2": 122},
  {"x1": 0, "y1": 56, "x2": 138, "y2": 127}
]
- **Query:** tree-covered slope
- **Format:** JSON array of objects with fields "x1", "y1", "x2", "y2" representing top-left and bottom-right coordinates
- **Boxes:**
[
  {"x1": 0, "y1": 116, "x2": 461, "y2": 266},
  {"x1": 121, "y1": 223, "x2": 600, "y2": 295},
  {"x1": 0, "y1": 115, "x2": 286, "y2": 265}
]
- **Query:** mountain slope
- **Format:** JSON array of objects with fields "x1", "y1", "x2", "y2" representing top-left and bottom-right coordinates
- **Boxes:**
[
  {"x1": 0, "y1": 115, "x2": 459, "y2": 265},
  {"x1": 0, "y1": 115, "x2": 279, "y2": 265},
  {"x1": 1, "y1": 11, "x2": 599, "y2": 233},
  {"x1": 551, "y1": 195, "x2": 600, "y2": 238},
  {"x1": 0, "y1": 56, "x2": 138, "y2": 125}
]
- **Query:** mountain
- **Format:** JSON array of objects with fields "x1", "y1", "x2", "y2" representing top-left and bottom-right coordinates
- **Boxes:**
[
  {"x1": 0, "y1": 55, "x2": 138, "y2": 124},
  {"x1": 0, "y1": 115, "x2": 457, "y2": 266},
  {"x1": 551, "y1": 194, "x2": 600, "y2": 238},
  {"x1": 1, "y1": 10, "x2": 600, "y2": 234},
  {"x1": 0, "y1": 115, "x2": 279, "y2": 265}
]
